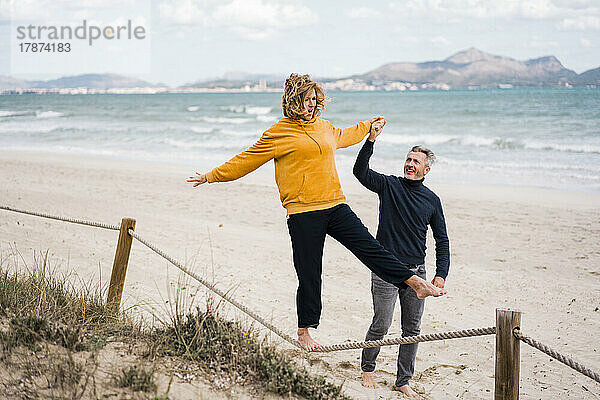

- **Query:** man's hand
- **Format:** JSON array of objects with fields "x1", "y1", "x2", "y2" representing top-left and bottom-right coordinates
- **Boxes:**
[
  {"x1": 187, "y1": 172, "x2": 207, "y2": 187},
  {"x1": 431, "y1": 276, "x2": 445, "y2": 289},
  {"x1": 368, "y1": 117, "x2": 386, "y2": 142}
]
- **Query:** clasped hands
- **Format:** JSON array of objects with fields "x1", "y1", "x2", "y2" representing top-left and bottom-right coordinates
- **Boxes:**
[{"x1": 369, "y1": 116, "x2": 386, "y2": 141}]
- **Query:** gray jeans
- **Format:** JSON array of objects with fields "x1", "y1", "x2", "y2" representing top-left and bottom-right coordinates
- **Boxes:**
[{"x1": 360, "y1": 264, "x2": 426, "y2": 387}]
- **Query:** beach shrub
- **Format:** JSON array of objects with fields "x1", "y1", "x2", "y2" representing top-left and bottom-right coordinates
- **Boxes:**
[
  {"x1": 114, "y1": 364, "x2": 157, "y2": 392},
  {"x1": 152, "y1": 307, "x2": 349, "y2": 400}
]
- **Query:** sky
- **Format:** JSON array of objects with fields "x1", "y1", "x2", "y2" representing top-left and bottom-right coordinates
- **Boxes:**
[{"x1": 1, "y1": 0, "x2": 599, "y2": 86}]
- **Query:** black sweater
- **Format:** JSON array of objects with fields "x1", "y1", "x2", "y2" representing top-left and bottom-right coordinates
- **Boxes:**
[{"x1": 353, "y1": 140, "x2": 450, "y2": 279}]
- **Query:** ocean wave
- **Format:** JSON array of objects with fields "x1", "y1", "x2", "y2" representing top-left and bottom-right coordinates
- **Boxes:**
[
  {"x1": 458, "y1": 135, "x2": 496, "y2": 147},
  {"x1": 219, "y1": 129, "x2": 259, "y2": 137},
  {"x1": 245, "y1": 106, "x2": 272, "y2": 115},
  {"x1": 200, "y1": 116, "x2": 254, "y2": 124},
  {"x1": 36, "y1": 111, "x2": 64, "y2": 118},
  {"x1": 0, "y1": 110, "x2": 32, "y2": 118},
  {"x1": 0, "y1": 124, "x2": 60, "y2": 134},
  {"x1": 381, "y1": 134, "x2": 522, "y2": 149},
  {"x1": 190, "y1": 126, "x2": 215, "y2": 134},
  {"x1": 380, "y1": 133, "x2": 600, "y2": 154},
  {"x1": 379, "y1": 134, "x2": 456, "y2": 145},
  {"x1": 221, "y1": 105, "x2": 273, "y2": 115},
  {"x1": 187, "y1": 106, "x2": 200, "y2": 112},
  {"x1": 222, "y1": 105, "x2": 245, "y2": 113},
  {"x1": 257, "y1": 115, "x2": 277, "y2": 122},
  {"x1": 439, "y1": 157, "x2": 600, "y2": 182},
  {"x1": 162, "y1": 137, "x2": 248, "y2": 150},
  {"x1": 440, "y1": 157, "x2": 600, "y2": 173},
  {"x1": 524, "y1": 142, "x2": 600, "y2": 154}
]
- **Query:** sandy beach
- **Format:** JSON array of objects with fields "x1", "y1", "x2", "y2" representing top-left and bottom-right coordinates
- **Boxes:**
[{"x1": 1, "y1": 150, "x2": 599, "y2": 399}]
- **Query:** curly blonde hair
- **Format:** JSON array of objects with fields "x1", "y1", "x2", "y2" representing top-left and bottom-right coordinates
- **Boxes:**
[{"x1": 282, "y1": 74, "x2": 327, "y2": 120}]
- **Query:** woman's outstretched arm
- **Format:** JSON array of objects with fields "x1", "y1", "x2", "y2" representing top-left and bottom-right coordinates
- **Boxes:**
[
  {"x1": 332, "y1": 116, "x2": 384, "y2": 149},
  {"x1": 187, "y1": 131, "x2": 277, "y2": 187}
]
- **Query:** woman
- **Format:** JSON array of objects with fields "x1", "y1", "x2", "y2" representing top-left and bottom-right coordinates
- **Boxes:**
[{"x1": 188, "y1": 74, "x2": 445, "y2": 351}]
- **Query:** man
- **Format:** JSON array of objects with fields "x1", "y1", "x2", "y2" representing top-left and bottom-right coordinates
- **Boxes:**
[{"x1": 353, "y1": 125, "x2": 450, "y2": 397}]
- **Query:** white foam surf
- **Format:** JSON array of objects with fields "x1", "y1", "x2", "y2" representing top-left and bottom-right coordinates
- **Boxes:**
[
  {"x1": 257, "y1": 115, "x2": 277, "y2": 122},
  {"x1": 200, "y1": 116, "x2": 254, "y2": 124},
  {"x1": 0, "y1": 110, "x2": 31, "y2": 117},
  {"x1": 245, "y1": 106, "x2": 272, "y2": 115},
  {"x1": 36, "y1": 111, "x2": 64, "y2": 118},
  {"x1": 190, "y1": 126, "x2": 214, "y2": 134}
]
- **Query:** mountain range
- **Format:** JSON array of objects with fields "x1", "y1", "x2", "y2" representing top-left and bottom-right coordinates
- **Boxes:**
[
  {"x1": 2, "y1": 48, "x2": 598, "y2": 91},
  {"x1": 351, "y1": 48, "x2": 591, "y2": 87},
  {"x1": 0, "y1": 73, "x2": 159, "y2": 91}
]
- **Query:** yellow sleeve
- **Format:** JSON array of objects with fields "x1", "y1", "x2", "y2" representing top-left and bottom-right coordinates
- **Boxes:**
[
  {"x1": 205, "y1": 132, "x2": 277, "y2": 183},
  {"x1": 331, "y1": 120, "x2": 372, "y2": 149}
]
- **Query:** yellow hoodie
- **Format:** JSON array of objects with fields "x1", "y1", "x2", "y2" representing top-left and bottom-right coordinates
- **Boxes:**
[{"x1": 205, "y1": 117, "x2": 372, "y2": 215}]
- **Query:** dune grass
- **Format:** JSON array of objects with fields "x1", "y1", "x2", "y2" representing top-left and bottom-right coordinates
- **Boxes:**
[{"x1": 0, "y1": 249, "x2": 350, "y2": 399}]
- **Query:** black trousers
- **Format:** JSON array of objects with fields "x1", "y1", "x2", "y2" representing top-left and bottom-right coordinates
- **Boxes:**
[{"x1": 286, "y1": 203, "x2": 415, "y2": 329}]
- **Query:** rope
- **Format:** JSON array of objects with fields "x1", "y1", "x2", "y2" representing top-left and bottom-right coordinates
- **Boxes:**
[
  {"x1": 127, "y1": 228, "x2": 303, "y2": 349},
  {"x1": 314, "y1": 327, "x2": 496, "y2": 353},
  {"x1": 514, "y1": 329, "x2": 600, "y2": 384},
  {"x1": 0, "y1": 205, "x2": 120, "y2": 231}
]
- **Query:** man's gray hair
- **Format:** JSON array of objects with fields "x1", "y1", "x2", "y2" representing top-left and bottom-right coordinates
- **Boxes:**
[{"x1": 410, "y1": 145, "x2": 436, "y2": 167}]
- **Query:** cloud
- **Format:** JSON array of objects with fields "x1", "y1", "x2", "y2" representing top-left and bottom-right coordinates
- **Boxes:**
[
  {"x1": 580, "y1": 38, "x2": 592, "y2": 47},
  {"x1": 157, "y1": 0, "x2": 210, "y2": 26},
  {"x1": 66, "y1": 0, "x2": 138, "y2": 9},
  {"x1": 345, "y1": 7, "x2": 384, "y2": 19},
  {"x1": 230, "y1": 26, "x2": 275, "y2": 41},
  {"x1": 157, "y1": 0, "x2": 317, "y2": 40},
  {"x1": 551, "y1": 0, "x2": 596, "y2": 10},
  {"x1": 430, "y1": 36, "x2": 452, "y2": 46},
  {"x1": 557, "y1": 15, "x2": 600, "y2": 30},
  {"x1": 3, "y1": 0, "x2": 144, "y2": 22},
  {"x1": 212, "y1": 0, "x2": 315, "y2": 37},
  {"x1": 106, "y1": 16, "x2": 147, "y2": 27},
  {"x1": 1, "y1": 0, "x2": 51, "y2": 22},
  {"x1": 388, "y1": 0, "x2": 599, "y2": 22}
]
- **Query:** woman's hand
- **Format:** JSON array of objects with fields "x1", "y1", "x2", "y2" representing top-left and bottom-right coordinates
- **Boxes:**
[{"x1": 187, "y1": 172, "x2": 207, "y2": 187}]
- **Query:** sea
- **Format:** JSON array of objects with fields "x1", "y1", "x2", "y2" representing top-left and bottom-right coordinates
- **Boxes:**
[{"x1": 1, "y1": 89, "x2": 599, "y2": 192}]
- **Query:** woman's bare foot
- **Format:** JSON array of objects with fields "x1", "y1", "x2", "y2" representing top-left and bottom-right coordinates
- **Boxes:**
[
  {"x1": 393, "y1": 384, "x2": 419, "y2": 398},
  {"x1": 405, "y1": 275, "x2": 447, "y2": 299},
  {"x1": 361, "y1": 371, "x2": 376, "y2": 388},
  {"x1": 297, "y1": 328, "x2": 320, "y2": 352}
]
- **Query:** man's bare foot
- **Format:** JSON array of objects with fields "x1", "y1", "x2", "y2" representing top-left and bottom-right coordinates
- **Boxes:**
[
  {"x1": 297, "y1": 328, "x2": 320, "y2": 352},
  {"x1": 405, "y1": 275, "x2": 447, "y2": 299},
  {"x1": 361, "y1": 371, "x2": 376, "y2": 388},
  {"x1": 393, "y1": 384, "x2": 419, "y2": 398}
]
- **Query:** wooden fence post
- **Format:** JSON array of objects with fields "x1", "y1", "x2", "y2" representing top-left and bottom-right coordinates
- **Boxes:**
[
  {"x1": 494, "y1": 308, "x2": 522, "y2": 400},
  {"x1": 107, "y1": 217, "x2": 136, "y2": 313}
]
